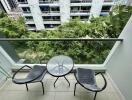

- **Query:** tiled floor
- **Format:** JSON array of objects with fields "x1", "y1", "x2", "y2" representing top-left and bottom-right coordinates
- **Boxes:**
[{"x1": 0, "y1": 73, "x2": 122, "y2": 100}]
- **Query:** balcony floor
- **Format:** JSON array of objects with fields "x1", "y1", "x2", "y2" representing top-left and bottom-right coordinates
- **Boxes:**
[{"x1": 0, "y1": 73, "x2": 121, "y2": 100}]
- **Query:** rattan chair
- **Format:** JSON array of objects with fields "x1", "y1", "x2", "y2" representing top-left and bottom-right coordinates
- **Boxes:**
[
  {"x1": 74, "y1": 68, "x2": 107, "y2": 100},
  {"x1": 12, "y1": 65, "x2": 47, "y2": 94}
]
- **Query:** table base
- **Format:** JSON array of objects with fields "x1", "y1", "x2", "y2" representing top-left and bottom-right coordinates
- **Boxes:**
[{"x1": 54, "y1": 76, "x2": 70, "y2": 87}]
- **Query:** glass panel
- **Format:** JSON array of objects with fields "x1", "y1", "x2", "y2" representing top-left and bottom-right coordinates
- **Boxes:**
[{"x1": 1, "y1": 40, "x2": 115, "y2": 64}]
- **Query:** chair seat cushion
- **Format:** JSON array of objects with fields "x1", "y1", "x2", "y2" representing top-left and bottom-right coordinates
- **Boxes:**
[{"x1": 13, "y1": 65, "x2": 47, "y2": 84}]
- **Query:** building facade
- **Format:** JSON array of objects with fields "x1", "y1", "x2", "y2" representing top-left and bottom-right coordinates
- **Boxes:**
[
  {"x1": 17, "y1": 0, "x2": 114, "y2": 31},
  {"x1": 0, "y1": 0, "x2": 22, "y2": 19},
  {"x1": 0, "y1": 0, "x2": 17, "y2": 13}
]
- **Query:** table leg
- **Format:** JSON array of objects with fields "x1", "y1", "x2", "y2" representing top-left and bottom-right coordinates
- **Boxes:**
[
  {"x1": 54, "y1": 77, "x2": 59, "y2": 87},
  {"x1": 64, "y1": 76, "x2": 70, "y2": 87}
]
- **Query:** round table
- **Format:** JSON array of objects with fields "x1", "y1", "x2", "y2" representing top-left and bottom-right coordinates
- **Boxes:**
[{"x1": 47, "y1": 55, "x2": 74, "y2": 87}]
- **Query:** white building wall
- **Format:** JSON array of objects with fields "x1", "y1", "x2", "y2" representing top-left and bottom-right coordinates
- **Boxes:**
[
  {"x1": 27, "y1": 0, "x2": 44, "y2": 30},
  {"x1": 60, "y1": 0, "x2": 70, "y2": 23},
  {"x1": 20, "y1": 0, "x2": 114, "y2": 30},
  {"x1": 1, "y1": 0, "x2": 11, "y2": 13},
  {"x1": 105, "y1": 16, "x2": 132, "y2": 100},
  {"x1": 90, "y1": 0, "x2": 104, "y2": 17}
]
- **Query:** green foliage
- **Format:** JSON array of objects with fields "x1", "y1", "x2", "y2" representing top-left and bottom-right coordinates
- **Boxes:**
[
  {"x1": 0, "y1": 5, "x2": 132, "y2": 64},
  {"x1": 0, "y1": 12, "x2": 28, "y2": 38}
]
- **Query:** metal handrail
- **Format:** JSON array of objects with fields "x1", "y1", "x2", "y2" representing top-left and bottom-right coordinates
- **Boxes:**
[{"x1": 0, "y1": 38, "x2": 123, "y2": 41}]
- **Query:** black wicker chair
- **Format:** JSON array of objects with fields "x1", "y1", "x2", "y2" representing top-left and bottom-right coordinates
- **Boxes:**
[
  {"x1": 74, "y1": 68, "x2": 107, "y2": 100},
  {"x1": 12, "y1": 65, "x2": 47, "y2": 94}
]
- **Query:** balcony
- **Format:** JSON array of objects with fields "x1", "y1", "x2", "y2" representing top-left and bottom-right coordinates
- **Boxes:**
[
  {"x1": 21, "y1": 7, "x2": 31, "y2": 13},
  {"x1": 0, "y1": 15, "x2": 132, "y2": 100},
  {"x1": 18, "y1": 0, "x2": 29, "y2": 7},
  {"x1": 104, "y1": 0, "x2": 113, "y2": 2},
  {"x1": 71, "y1": 0, "x2": 92, "y2": 3},
  {"x1": 70, "y1": 11, "x2": 90, "y2": 16},
  {"x1": 70, "y1": 6, "x2": 91, "y2": 15},
  {"x1": 71, "y1": 10, "x2": 90, "y2": 13},
  {"x1": 43, "y1": 16, "x2": 61, "y2": 24},
  {"x1": 26, "y1": 24, "x2": 36, "y2": 31},
  {"x1": 40, "y1": 6, "x2": 60, "y2": 16},
  {"x1": 39, "y1": 0, "x2": 59, "y2": 4},
  {"x1": 0, "y1": 37, "x2": 124, "y2": 100},
  {"x1": 17, "y1": 0, "x2": 28, "y2": 4},
  {"x1": 71, "y1": 16, "x2": 89, "y2": 21}
]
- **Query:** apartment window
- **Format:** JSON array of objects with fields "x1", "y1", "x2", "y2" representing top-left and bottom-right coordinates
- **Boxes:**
[
  {"x1": 71, "y1": 6, "x2": 79, "y2": 12},
  {"x1": 71, "y1": 0, "x2": 92, "y2": 3},
  {"x1": 40, "y1": 6, "x2": 60, "y2": 13},
  {"x1": 39, "y1": 0, "x2": 59, "y2": 3},
  {"x1": 71, "y1": 16, "x2": 89, "y2": 21},
  {"x1": 43, "y1": 16, "x2": 60, "y2": 21},
  {"x1": 27, "y1": 24, "x2": 36, "y2": 28},
  {"x1": 18, "y1": 0, "x2": 28, "y2": 4},
  {"x1": 71, "y1": 6, "x2": 91, "y2": 13},
  {"x1": 104, "y1": 0, "x2": 113, "y2": 2},
  {"x1": 81, "y1": 6, "x2": 91, "y2": 12},
  {"x1": 51, "y1": 7, "x2": 60, "y2": 12},
  {"x1": 80, "y1": 16, "x2": 89, "y2": 21},
  {"x1": 101, "y1": 6, "x2": 111, "y2": 12},
  {"x1": 71, "y1": 16, "x2": 79, "y2": 19},
  {"x1": 25, "y1": 16, "x2": 33, "y2": 21},
  {"x1": 44, "y1": 24, "x2": 60, "y2": 28},
  {"x1": 22, "y1": 7, "x2": 31, "y2": 13}
]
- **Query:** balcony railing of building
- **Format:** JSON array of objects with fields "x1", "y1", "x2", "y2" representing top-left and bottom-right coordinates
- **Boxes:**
[
  {"x1": 18, "y1": 0, "x2": 28, "y2": 4},
  {"x1": 0, "y1": 38, "x2": 123, "y2": 66},
  {"x1": 25, "y1": 19, "x2": 34, "y2": 22},
  {"x1": 104, "y1": 0, "x2": 113, "y2": 2},
  {"x1": 101, "y1": 10, "x2": 111, "y2": 12},
  {"x1": 70, "y1": 10, "x2": 90, "y2": 13},
  {"x1": 22, "y1": 7, "x2": 31, "y2": 13},
  {"x1": 39, "y1": 0, "x2": 59, "y2": 4},
  {"x1": 71, "y1": 0, "x2": 92, "y2": 3},
  {"x1": 43, "y1": 19, "x2": 60, "y2": 21},
  {"x1": 41, "y1": 11, "x2": 60, "y2": 13},
  {"x1": 71, "y1": 17, "x2": 88, "y2": 21}
]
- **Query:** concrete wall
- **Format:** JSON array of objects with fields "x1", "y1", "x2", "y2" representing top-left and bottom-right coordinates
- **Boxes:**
[
  {"x1": 28, "y1": 0, "x2": 44, "y2": 30},
  {"x1": 105, "y1": 15, "x2": 132, "y2": 100},
  {"x1": 60, "y1": 0, "x2": 70, "y2": 23},
  {"x1": 90, "y1": 0, "x2": 104, "y2": 17},
  {"x1": 0, "y1": 0, "x2": 11, "y2": 13}
]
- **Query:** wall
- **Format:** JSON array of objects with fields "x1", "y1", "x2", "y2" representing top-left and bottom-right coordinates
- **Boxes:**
[
  {"x1": 28, "y1": 0, "x2": 44, "y2": 30},
  {"x1": 60, "y1": 0, "x2": 70, "y2": 23},
  {"x1": 105, "y1": 15, "x2": 132, "y2": 100},
  {"x1": 0, "y1": 0, "x2": 11, "y2": 13},
  {"x1": 90, "y1": 0, "x2": 104, "y2": 17}
]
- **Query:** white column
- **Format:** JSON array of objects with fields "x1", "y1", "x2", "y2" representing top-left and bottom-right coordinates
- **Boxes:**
[
  {"x1": 89, "y1": 0, "x2": 104, "y2": 18},
  {"x1": 27, "y1": 0, "x2": 45, "y2": 30},
  {"x1": 60, "y1": 0, "x2": 70, "y2": 23},
  {"x1": 1, "y1": 0, "x2": 11, "y2": 13}
]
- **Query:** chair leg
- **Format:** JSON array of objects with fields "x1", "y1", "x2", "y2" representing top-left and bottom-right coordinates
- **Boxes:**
[
  {"x1": 74, "y1": 82, "x2": 78, "y2": 96},
  {"x1": 26, "y1": 84, "x2": 28, "y2": 91},
  {"x1": 40, "y1": 81, "x2": 44, "y2": 95},
  {"x1": 94, "y1": 92, "x2": 97, "y2": 100}
]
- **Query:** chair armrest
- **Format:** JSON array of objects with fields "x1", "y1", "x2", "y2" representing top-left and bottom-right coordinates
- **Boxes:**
[
  {"x1": 95, "y1": 72, "x2": 107, "y2": 91},
  {"x1": 12, "y1": 65, "x2": 32, "y2": 80}
]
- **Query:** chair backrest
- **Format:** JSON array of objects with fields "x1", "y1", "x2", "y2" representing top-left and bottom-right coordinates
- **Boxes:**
[
  {"x1": 76, "y1": 68, "x2": 96, "y2": 85},
  {"x1": 0, "y1": 33, "x2": 20, "y2": 63},
  {"x1": 28, "y1": 65, "x2": 46, "y2": 79}
]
